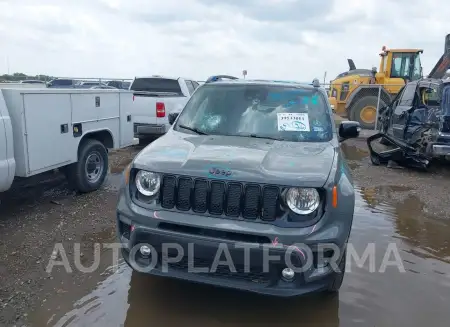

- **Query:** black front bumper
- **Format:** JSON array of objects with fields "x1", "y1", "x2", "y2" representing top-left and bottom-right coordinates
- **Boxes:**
[
  {"x1": 133, "y1": 123, "x2": 166, "y2": 138},
  {"x1": 119, "y1": 222, "x2": 338, "y2": 297}
]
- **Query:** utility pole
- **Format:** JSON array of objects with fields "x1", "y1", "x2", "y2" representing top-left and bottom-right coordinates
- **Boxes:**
[{"x1": 323, "y1": 71, "x2": 327, "y2": 85}]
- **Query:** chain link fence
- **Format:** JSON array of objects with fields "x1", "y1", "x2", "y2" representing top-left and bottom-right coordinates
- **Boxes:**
[
  {"x1": 1, "y1": 76, "x2": 134, "y2": 89},
  {"x1": 49, "y1": 77, "x2": 133, "y2": 88},
  {"x1": 321, "y1": 82, "x2": 406, "y2": 130},
  {"x1": 53, "y1": 77, "x2": 133, "y2": 82},
  {"x1": 1, "y1": 74, "x2": 406, "y2": 130}
]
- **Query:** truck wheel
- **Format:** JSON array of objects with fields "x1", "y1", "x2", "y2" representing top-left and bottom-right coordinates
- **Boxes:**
[
  {"x1": 350, "y1": 96, "x2": 386, "y2": 130},
  {"x1": 67, "y1": 139, "x2": 108, "y2": 193},
  {"x1": 326, "y1": 249, "x2": 346, "y2": 293}
]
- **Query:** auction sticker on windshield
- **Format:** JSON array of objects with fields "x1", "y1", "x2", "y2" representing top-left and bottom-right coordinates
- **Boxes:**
[{"x1": 277, "y1": 113, "x2": 310, "y2": 132}]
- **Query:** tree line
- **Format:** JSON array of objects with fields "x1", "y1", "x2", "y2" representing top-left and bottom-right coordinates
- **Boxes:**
[{"x1": 0, "y1": 72, "x2": 53, "y2": 82}]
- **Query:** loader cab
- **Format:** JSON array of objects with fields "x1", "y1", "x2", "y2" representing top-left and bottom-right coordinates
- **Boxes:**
[
  {"x1": 379, "y1": 47, "x2": 423, "y2": 85},
  {"x1": 389, "y1": 51, "x2": 422, "y2": 81}
]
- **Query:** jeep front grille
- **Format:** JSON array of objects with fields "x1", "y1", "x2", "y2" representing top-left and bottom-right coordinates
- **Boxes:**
[{"x1": 160, "y1": 175, "x2": 281, "y2": 221}]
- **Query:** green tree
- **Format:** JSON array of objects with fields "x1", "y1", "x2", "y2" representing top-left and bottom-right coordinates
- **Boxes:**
[{"x1": 0, "y1": 72, "x2": 54, "y2": 82}]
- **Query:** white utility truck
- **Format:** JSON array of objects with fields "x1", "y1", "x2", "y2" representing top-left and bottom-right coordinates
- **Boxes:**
[
  {"x1": 0, "y1": 88, "x2": 135, "y2": 193},
  {"x1": 130, "y1": 76, "x2": 199, "y2": 142}
]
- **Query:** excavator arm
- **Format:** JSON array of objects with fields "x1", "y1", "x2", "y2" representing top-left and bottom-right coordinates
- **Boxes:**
[{"x1": 427, "y1": 34, "x2": 450, "y2": 79}]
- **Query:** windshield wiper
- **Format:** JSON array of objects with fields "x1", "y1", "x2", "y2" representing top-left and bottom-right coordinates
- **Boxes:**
[
  {"x1": 177, "y1": 124, "x2": 209, "y2": 135},
  {"x1": 238, "y1": 133, "x2": 283, "y2": 141}
]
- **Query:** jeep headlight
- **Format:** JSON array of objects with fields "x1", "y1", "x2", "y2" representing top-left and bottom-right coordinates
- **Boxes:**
[
  {"x1": 135, "y1": 170, "x2": 161, "y2": 197},
  {"x1": 285, "y1": 188, "x2": 320, "y2": 215}
]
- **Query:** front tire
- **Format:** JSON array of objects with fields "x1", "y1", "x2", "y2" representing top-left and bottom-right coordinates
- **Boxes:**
[
  {"x1": 326, "y1": 249, "x2": 346, "y2": 293},
  {"x1": 66, "y1": 139, "x2": 108, "y2": 193}
]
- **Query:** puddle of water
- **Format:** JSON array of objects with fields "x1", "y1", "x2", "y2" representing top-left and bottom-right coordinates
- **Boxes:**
[
  {"x1": 344, "y1": 187, "x2": 450, "y2": 325},
  {"x1": 358, "y1": 184, "x2": 450, "y2": 259},
  {"x1": 30, "y1": 185, "x2": 450, "y2": 327},
  {"x1": 43, "y1": 261, "x2": 342, "y2": 327},
  {"x1": 340, "y1": 143, "x2": 369, "y2": 161},
  {"x1": 50, "y1": 262, "x2": 131, "y2": 327},
  {"x1": 359, "y1": 185, "x2": 414, "y2": 208},
  {"x1": 391, "y1": 195, "x2": 450, "y2": 261}
]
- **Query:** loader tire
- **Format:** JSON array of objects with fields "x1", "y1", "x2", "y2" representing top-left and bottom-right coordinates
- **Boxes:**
[
  {"x1": 349, "y1": 96, "x2": 386, "y2": 130},
  {"x1": 66, "y1": 139, "x2": 108, "y2": 193}
]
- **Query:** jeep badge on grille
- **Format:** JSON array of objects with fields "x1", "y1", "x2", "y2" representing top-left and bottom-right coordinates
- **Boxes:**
[{"x1": 208, "y1": 167, "x2": 232, "y2": 177}]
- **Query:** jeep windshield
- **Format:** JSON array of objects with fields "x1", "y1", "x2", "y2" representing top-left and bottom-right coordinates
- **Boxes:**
[{"x1": 174, "y1": 83, "x2": 333, "y2": 142}]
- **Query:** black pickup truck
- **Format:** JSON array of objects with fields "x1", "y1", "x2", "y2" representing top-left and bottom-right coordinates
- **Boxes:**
[{"x1": 368, "y1": 34, "x2": 450, "y2": 169}]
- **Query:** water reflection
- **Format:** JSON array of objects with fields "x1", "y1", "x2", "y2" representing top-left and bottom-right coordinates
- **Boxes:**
[
  {"x1": 359, "y1": 185, "x2": 413, "y2": 208},
  {"x1": 52, "y1": 263, "x2": 131, "y2": 327},
  {"x1": 124, "y1": 272, "x2": 340, "y2": 327},
  {"x1": 340, "y1": 143, "x2": 369, "y2": 161},
  {"x1": 393, "y1": 195, "x2": 450, "y2": 262},
  {"x1": 46, "y1": 186, "x2": 450, "y2": 327},
  {"x1": 357, "y1": 185, "x2": 450, "y2": 262}
]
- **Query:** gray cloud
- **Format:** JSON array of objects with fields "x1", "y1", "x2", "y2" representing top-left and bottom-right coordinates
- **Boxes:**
[
  {"x1": 0, "y1": 0, "x2": 448, "y2": 80},
  {"x1": 196, "y1": 0, "x2": 332, "y2": 22},
  {"x1": 31, "y1": 21, "x2": 74, "y2": 34},
  {"x1": 132, "y1": 0, "x2": 365, "y2": 40}
]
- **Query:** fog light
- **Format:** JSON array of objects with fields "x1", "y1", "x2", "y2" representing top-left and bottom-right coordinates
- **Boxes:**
[
  {"x1": 281, "y1": 268, "x2": 295, "y2": 281},
  {"x1": 139, "y1": 245, "x2": 151, "y2": 256}
]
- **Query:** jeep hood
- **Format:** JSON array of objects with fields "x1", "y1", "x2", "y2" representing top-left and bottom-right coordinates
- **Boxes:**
[{"x1": 133, "y1": 131, "x2": 337, "y2": 187}]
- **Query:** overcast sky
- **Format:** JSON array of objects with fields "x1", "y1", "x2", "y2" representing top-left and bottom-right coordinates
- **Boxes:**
[{"x1": 0, "y1": 0, "x2": 448, "y2": 82}]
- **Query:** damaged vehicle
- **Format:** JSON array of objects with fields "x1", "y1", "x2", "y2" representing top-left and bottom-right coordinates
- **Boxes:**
[
  {"x1": 368, "y1": 34, "x2": 450, "y2": 170},
  {"x1": 116, "y1": 76, "x2": 361, "y2": 297}
]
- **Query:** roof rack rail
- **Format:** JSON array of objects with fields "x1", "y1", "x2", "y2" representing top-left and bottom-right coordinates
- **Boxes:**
[{"x1": 205, "y1": 75, "x2": 239, "y2": 83}]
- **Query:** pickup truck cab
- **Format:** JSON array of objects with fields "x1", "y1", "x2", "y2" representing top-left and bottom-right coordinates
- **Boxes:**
[
  {"x1": 130, "y1": 76, "x2": 199, "y2": 142},
  {"x1": 368, "y1": 78, "x2": 450, "y2": 169},
  {"x1": 117, "y1": 76, "x2": 361, "y2": 297}
]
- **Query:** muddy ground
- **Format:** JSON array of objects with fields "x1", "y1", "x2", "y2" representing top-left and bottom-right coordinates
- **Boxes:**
[{"x1": 0, "y1": 137, "x2": 450, "y2": 327}]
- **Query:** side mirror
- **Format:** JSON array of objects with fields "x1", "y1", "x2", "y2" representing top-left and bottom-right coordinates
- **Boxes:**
[
  {"x1": 168, "y1": 112, "x2": 179, "y2": 125},
  {"x1": 339, "y1": 121, "x2": 360, "y2": 141}
]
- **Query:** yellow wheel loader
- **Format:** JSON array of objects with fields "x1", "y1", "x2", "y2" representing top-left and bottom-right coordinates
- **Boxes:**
[{"x1": 329, "y1": 46, "x2": 424, "y2": 129}]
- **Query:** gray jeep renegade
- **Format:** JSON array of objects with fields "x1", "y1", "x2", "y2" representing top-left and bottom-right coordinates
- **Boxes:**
[{"x1": 116, "y1": 76, "x2": 360, "y2": 297}]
